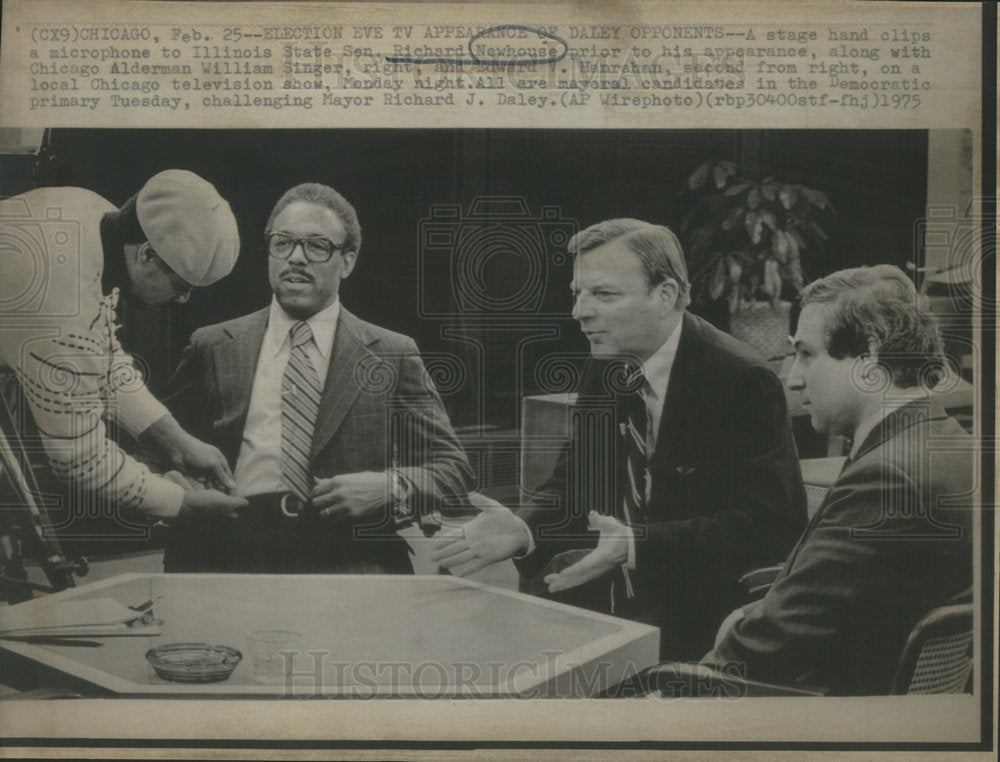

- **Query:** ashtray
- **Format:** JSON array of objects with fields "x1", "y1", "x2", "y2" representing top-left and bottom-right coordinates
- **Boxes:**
[{"x1": 145, "y1": 642, "x2": 242, "y2": 683}]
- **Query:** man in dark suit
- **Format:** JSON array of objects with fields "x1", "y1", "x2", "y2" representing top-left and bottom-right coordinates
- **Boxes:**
[
  {"x1": 701, "y1": 265, "x2": 973, "y2": 695},
  {"x1": 163, "y1": 183, "x2": 473, "y2": 573},
  {"x1": 431, "y1": 218, "x2": 806, "y2": 660}
]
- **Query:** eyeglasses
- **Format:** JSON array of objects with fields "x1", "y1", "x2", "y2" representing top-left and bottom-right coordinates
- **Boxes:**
[{"x1": 266, "y1": 233, "x2": 346, "y2": 263}]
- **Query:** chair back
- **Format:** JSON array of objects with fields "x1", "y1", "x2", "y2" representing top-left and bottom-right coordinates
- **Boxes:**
[{"x1": 892, "y1": 591, "x2": 974, "y2": 694}]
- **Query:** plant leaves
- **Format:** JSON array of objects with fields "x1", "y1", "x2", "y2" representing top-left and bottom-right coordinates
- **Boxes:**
[
  {"x1": 719, "y1": 160, "x2": 737, "y2": 174},
  {"x1": 785, "y1": 228, "x2": 801, "y2": 263},
  {"x1": 724, "y1": 182, "x2": 752, "y2": 197},
  {"x1": 759, "y1": 210, "x2": 778, "y2": 231},
  {"x1": 807, "y1": 219, "x2": 829, "y2": 242},
  {"x1": 762, "y1": 258, "x2": 783, "y2": 305},
  {"x1": 771, "y1": 230, "x2": 790, "y2": 264},
  {"x1": 713, "y1": 164, "x2": 729, "y2": 189},
  {"x1": 779, "y1": 185, "x2": 800, "y2": 210},
  {"x1": 725, "y1": 254, "x2": 743, "y2": 283},
  {"x1": 761, "y1": 182, "x2": 779, "y2": 201},
  {"x1": 747, "y1": 186, "x2": 762, "y2": 209},
  {"x1": 721, "y1": 206, "x2": 743, "y2": 230},
  {"x1": 728, "y1": 287, "x2": 742, "y2": 315},
  {"x1": 804, "y1": 187, "x2": 832, "y2": 211},
  {"x1": 786, "y1": 260, "x2": 805, "y2": 291},
  {"x1": 787, "y1": 227, "x2": 807, "y2": 253},
  {"x1": 688, "y1": 161, "x2": 712, "y2": 190},
  {"x1": 745, "y1": 210, "x2": 762, "y2": 244},
  {"x1": 708, "y1": 256, "x2": 728, "y2": 301}
]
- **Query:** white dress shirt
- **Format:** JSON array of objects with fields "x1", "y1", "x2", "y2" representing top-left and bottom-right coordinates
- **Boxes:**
[
  {"x1": 232, "y1": 297, "x2": 340, "y2": 497},
  {"x1": 636, "y1": 315, "x2": 684, "y2": 459}
]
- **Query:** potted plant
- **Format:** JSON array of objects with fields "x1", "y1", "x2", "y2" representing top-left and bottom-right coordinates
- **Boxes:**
[{"x1": 681, "y1": 160, "x2": 835, "y2": 358}]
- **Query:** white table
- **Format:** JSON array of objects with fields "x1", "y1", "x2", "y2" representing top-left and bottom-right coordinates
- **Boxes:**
[{"x1": 0, "y1": 573, "x2": 659, "y2": 698}]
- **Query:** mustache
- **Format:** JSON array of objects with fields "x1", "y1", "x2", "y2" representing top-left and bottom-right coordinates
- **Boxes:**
[{"x1": 280, "y1": 267, "x2": 313, "y2": 280}]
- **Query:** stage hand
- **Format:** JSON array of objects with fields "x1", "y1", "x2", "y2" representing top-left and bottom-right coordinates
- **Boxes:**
[
  {"x1": 429, "y1": 496, "x2": 528, "y2": 577},
  {"x1": 544, "y1": 512, "x2": 631, "y2": 593}
]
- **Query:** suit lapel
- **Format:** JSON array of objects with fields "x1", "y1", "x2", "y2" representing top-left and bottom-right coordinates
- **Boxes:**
[
  {"x1": 782, "y1": 398, "x2": 947, "y2": 573},
  {"x1": 309, "y1": 307, "x2": 375, "y2": 461},
  {"x1": 650, "y1": 311, "x2": 699, "y2": 472},
  {"x1": 850, "y1": 398, "x2": 946, "y2": 463},
  {"x1": 213, "y1": 307, "x2": 268, "y2": 433}
]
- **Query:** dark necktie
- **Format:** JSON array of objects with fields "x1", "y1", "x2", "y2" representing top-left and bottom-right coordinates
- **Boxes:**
[
  {"x1": 621, "y1": 366, "x2": 648, "y2": 526},
  {"x1": 281, "y1": 322, "x2": 321, "y2": 501},
  {"x1": 611, "y1": 365, "x2": 647, "y2": 610}
]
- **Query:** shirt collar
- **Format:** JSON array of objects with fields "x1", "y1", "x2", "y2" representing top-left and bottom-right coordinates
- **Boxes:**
[
  {"x1": 849, "y1": 387, "x2": 931, "y2": 459},
  {"x1": 266, "y1": 297, "x2": 341, "y2": 359},
  {"x1": 640, "y1": 316, "x2": 684, "y2": 403}
]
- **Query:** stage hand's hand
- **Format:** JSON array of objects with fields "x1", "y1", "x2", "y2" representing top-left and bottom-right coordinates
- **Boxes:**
[
  {"x1": 178, "y1": 488, "x2": 247, "y2": 520},
  {"x1": 142, "y1": 415, "x2": 235, "y2": 492},
  {"x1": 171, "y1": 437, "x2": 235, "y2": 493},
  {"x1": 429, "y1": 496, "x2": 528, "y2": 577},
  {"x1": 162, "y1": 469, "x2": 207, "y2": 491},
  {"x1": 544, "y1": 512, "x2": 631, "y2": 593},
  {"x1": 312, "y1": 471, "x2": 391, "y2": 522}
]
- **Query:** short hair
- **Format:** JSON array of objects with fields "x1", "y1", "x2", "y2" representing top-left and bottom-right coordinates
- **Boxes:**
[
  {"x1": 117, "y1": 194, "x2": 146, "y2": 245},
  {"x1": 799, "y1": 265, "x2": 945, "y2": 388},
  {"x1": 265, "y1": 183, "x2": 362, "y2": 256},
  {"x1": 567, "y1": 218, "x2": 691, "y2": 309}
]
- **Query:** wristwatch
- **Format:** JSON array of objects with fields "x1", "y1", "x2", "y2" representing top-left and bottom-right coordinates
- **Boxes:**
[{"x1": 389, "y1": 469, "x2": 413, "y2": 524}]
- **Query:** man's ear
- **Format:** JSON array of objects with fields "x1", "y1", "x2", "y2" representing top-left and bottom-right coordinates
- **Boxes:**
[
  {"x1": 657, "y1": 278, "x2": 679, "y2": 311},
  {"x1": 128, "y1": 241, "x2": 156, "y2": 265},
  {"x1": 341, "y1": 250, "x2": 358, "y2": 279},
  {"x1": 858, "y1": 341, "x2": 891, "y2": 392}
]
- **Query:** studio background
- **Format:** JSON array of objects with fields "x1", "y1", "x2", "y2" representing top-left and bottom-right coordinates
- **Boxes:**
[{"x1": 3, "y1": 128, "x2": 969, "y2": 553}]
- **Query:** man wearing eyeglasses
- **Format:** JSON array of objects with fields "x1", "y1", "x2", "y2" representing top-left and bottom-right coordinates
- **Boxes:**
[{"x1": 161, "y1": 183, "x2": 473, "y2": 573}]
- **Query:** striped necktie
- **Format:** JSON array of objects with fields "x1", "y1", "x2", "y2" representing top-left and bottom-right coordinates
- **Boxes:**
[
  {"x1": 611, "y1": 364, "x2": 646, "y2": 609},
  {"x1": 281, "y1": 321, "x2": 321, "y2": 501},
  {"x1": 621, "y1": 366, "x2": 648, "y2": 527}
]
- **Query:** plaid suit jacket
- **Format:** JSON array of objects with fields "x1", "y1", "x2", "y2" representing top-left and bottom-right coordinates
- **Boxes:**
[{"x1": 162, "y1": 305, "x2": 473, "y2": 572}]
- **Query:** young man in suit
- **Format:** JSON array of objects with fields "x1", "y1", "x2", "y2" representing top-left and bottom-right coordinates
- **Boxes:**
[
  {"x1": 701, "y1": 265, "x2": 973, "y2": 695},
  {"x1": 163, "y1": 183, "x2": 473, "y2": 573},
  {"x1": 431, "y1": 218, "x2": 807, "y2": 660}
]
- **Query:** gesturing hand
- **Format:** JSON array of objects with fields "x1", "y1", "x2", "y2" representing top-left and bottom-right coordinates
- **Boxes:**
[
  {"x1": 544, "y1": 512, "x2": 632, "y2": 593},
  {"x1": 429, "y1": 495, "x2": 528, "y2": 577}
]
